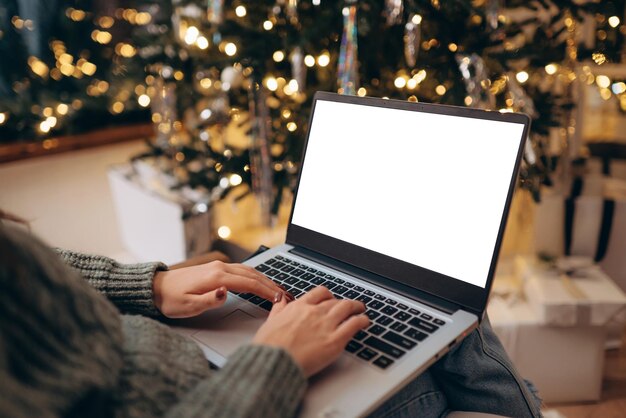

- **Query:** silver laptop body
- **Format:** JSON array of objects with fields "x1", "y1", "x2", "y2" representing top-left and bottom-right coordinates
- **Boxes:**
[{"x1": 168, "y1": 92, "x2": 530, "y2": 418}]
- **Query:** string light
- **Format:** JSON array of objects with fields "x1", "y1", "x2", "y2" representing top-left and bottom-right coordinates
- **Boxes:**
[
  {"x1": 273, "y1": 50, "x2": 285, "y2": 62},
  {"x1": 263, "y1": 20, "x2": 273, "y2": 30},
  {"x1": 596, "y1": 75, "x2": 611, "y2": 88},
  {"x1": 317, "y1": 51, "x2": 330, "y2": 67},
  {"x1": 544, "y1": 63, "x2": 558, "y2": 75},
  {"x1": 0, "y1": 113, "x2": 7, "y2": 125},
  {"x1": 229, "y1": 174, "x2": 243, "y2": 186},
  {"x1": 287, "y1": 122, "x2": 297, "y2": 132},
  {"x1": 184, "y1": 26, "x2": 199, "y2": 45},
  {"x1": 224, "y1": 42, "x2": 237, "y2": 56},
  {"x1": 217, "y1": 226, "x2": 232, "y2": 239},
  {"x1": 138, "y1": 94, "x2": 151, "y2": 107},
  {"x1": 196, "y1": 36, "x2": 209, "y2": 49},
  {"x1": 435, "y1": 84, "x2": 446, "y2": 95},
  {"x1": 516, "y1": 71, "x2": 529, "y2": 83},
  {"x1": 612, "y1": 82, "x2": 626, "y2": 94},
  {"x1": 91, "y1": 30, "x2": 112, "y2": 44},
  {"x1": 357, "y1": 87, "x2": 367, "y2": 96},
  {"x1": 235, "y1": 6, "x2": 247, "y2": 17},
  {"x1": 56, "y1": 103, "x2": 69, "y2": 115},
  {"x1": 304, "y1": 55, "x2": 315, "y2": 67},
  {"x1": 608, "y1": 16, "x2": 620, "y2": 28},
  {"x1": 394, "y1": 76, "x2": 407, "y2": 88}
]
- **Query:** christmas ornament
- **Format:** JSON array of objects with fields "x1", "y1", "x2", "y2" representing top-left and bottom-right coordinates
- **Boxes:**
[
  {"x1": 456, "y1": 53, "x2": 495, "y2": 110},
  {"x1": 207, "y1": 0, "x2": 225, "y2": 25},
  {"x1": 404, "y1": 14, "x2": 422, "y2": 68},
  {"x1": 248, "y1": 84, "x2": 274, "y2": 226},
  {"x1": 220, "y1": 66, "x2": 244, "y2": 90},
  {"x1": 384, "y1": 0, "x2": 404, "y2": 26},
  {"x1": 486, "y1": 0, "x2": 501, "y2": 30},
  {"x1": 338, "y1": 1, "x2": 358, "y2": 95},
  {"x1": 290, "y1": 47, "x2": 306, "y2": 93}
]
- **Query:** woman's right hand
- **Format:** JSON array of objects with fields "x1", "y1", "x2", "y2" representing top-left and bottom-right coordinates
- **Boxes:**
[{"x1": 252, "y1": 286, "x2": 370, "y2": 377}]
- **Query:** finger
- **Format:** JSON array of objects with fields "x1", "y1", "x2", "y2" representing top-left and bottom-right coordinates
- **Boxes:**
[
  {"x1": 316, "y1": 298, "x2": 342, "y2": 312},
  {"x1": 299, "y1": 286, "x2": 334, "y2": 305},
  {"x1": 268, "y1": 296, "x2": 288, "y2": 319},
  {"x1": 226, "y1": 263, "x2": 285, "y2": 294},
  {"x1": 327, "y1": 300, "x2": 366, "y2": 325},
  {"x1": 183, "y1": 286, "x2": 229, "y2": 317},
  {"x1": 334, "y1": 314, "x2": 370, "y2": 342},
  {"x1": 219, "y1": 273, "x2": 285, "y2": 302}
]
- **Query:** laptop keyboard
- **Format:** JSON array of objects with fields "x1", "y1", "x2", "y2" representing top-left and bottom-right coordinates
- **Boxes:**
[{"x1": 237, "y1": 255, "x2": 448, "y2": 370}]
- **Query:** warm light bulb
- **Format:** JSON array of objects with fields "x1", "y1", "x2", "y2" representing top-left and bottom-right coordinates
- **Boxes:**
[
  {"x1": 265, "y1": 77, "x2": 278, "y2": 91},
  {"x1": 612, "y1": 82, "x2": 626, "y2": 94},
  {"x1": 273, "y1": 50, "x2": 285, "y2": 62},
  {"x1": 596, "y1": 75, "x2": 611, "y2": 88},
  {"x1": 608, "y1": 16, "x2": 620, "y2": 28},
  {"x1": 435, "y1": 84, "x2": 446, "y2": 95},
  {"x1": 217, "y1": 226, "x2": 232, "y2": 239},
  {"x1": 412, "y1": 14, "x2": 422, "y2": 25},
  {"x1": 317, "y1": 53, "x2": 330, "y2": 67},
  {"x1": 229, "y1": 174, "x2": 243, "y2": 186},
  {"x1": 196, "y1": 36, "x2": 209, "y2": 50},
  {"x1": 515, "y1": 71, "x2": 529, "y2": 83},
  {"x1": 235, "y1": 6, "x2": 247, "y2": 17},
  {"x1": 357, "y1": 87, "x2": 367, "y2": 97},
  {"x1": 263, "y1": 20, "x2": 273, "y2": 30},
  {"x1": 394, "y1": 77, "x2": 407, "y2": 88},
  {"x1": 0, "y1": 113, "x2": 7, "y2": 124},
  {"x1": 304, "y1": 55, "x2": 315, "y2": 67},
  {"x1": 138, "y1": 94, "x2": 150, "y2": 107},
  {"x1": 184, "y1": 26, "x2": 199, "y2": 45},
  {"x1": 287, "y1": 122, "x2": 297, "y2": 132},
  {"x1": 224, "y1": 42, "x2": 237, "y2": 56},
  {"x1": 544, "y1": 63, "x2": 558, "y2": 75}
]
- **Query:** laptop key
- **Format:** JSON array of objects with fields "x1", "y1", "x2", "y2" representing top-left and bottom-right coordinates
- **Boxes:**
[
  {"x1": 405, "y1": 327, "x2": 429, "y2": 342},
  {"x1": 284, "y1": 277, "x2": 299, "y2": 285},
  {"x1": 354, "y1": 286, "x2": 365, "y2": 292},
  {"x1": 281, "y1": 265, "x2": 296, "y2": 273},
  {"x1": 276, "y1": 273, "x2": 290, "y2": 281},
  {"x1": 345, "y1": 340, "x2": 363, "y2": 353},
  {"x1": 354, "y1": 330, "x2": 368, "y2": 341},
  {"x1": 366, "y1": 311, "x2": 381, "y2": 320},
  {"x1": 386, "y1": 298, "x2": 397, "y2": 306},
  {"x1": 357, "y1": 348, "x2": 378, "y2": 361},
  {"x1": 259, "y1": 301, "x2": 273, "y2": 311},
  {"x1": 368, "y1": 325, "x2": 386, "y2": 335},
  {"x1": 249, "y1": 296, "x2": 265, "y2": 305},
  {"x1": 307, "y1": 267, "x2": 317, "y2": 273},
  {"x1": 324, "y1": 282, "x2": 337, "y2": 290},
  {"x1": 409, "y1": 308, "x2": 421, "y2": 315},
  {"x1": 333, "y1": 285, "x2": 348, "y2": 295},
  {"x1": 344, "y1": 290, "x2": 359, "y2": 299},
  {"x1": 311, "y1": 277, "x2": 326, "y2": 285},
  {"x1": 397, "y1": 303, "x2": 409, "y2": 310},
  {"x1": 368, "y1": 300, "x2": 385, "y2": 310},
  {"x1": 275, "y1": 255, "x2": 285, "y2": 261},
  {"x1": 292, "y1": 269, "x2": 306, "y2": 277},
  {"x1": 373, "y1": 356, "x2": 394, "y2": 369},
  {"x1": 408, "y1": 318, "x2": 439, "y2": 333},
  {"x1": 255, "y1": 264, "x2": 270, "y2": 272},
  {"x1": 363, "y1": 290, "x2": 375, "y2": 296},
  {"x1": 433, "y1": 318, "x2": 446, "y2": 326},
  {"x1": 304, "y1": 284, "x2": 315, "y2": 291},
  {"x1": 301, "y1": 273, "x2": 316, "y2": 280},
  {"x1": 381, "y1": 306, "x2": 398, "y2": 316},
  {"x1": 356, "y1": 295, "x2": 372, "y2": 304},
  {"x1": 316, "y1": 272, "x2": 327, "y2": 277},
  {"x1": 266, "y1": 269, "x2": 281, "y2": 277},
  {"x1": 290, "y1": 261, "x2": 300, "y2": 266},
  {"x1": 394, "y1": 311, "x2": 411, "y2": 322},
  {"x1": 238, "y1": 293, "x2": 254, "y2": 300},
  {"x1": 272, "y1": 261, "x2": 286, "y2": 269},
  {"x1": 363, "y1": 337, "x2": 406, "y2": 359},
  {"x1": 290, "y1": 289, "x2": 303, "y2": 297},
  {"x1": 265, "y1": 258, "x2": 277, "y2": 266},
  {"x1": 383, "y1": 331, "x2": 417, "y2": 350},
  {"x1": 420, "y1": 313, "x2": 433, "y2": 320},
  {"x1": 374, "y1": 294, "x2": 386, "y2": 301},
  {"x1": 390, "y1": 321, "x2": 408, "y2": 332},
  {"x1": 282, "y1": 257, "x2": 293, "y2": 263},
  {"x1": 330, "y1": 276, "x2": 342, "y2": 283},
  {"x1": 343, "y1": 282, "x2": 355, "y2": 288},
  {"x1": 294, "y1": 280, "x2": 309, "y2": 290},
  {"x1": 375, "y1": 315, "x2": 393, "y2": 326}
]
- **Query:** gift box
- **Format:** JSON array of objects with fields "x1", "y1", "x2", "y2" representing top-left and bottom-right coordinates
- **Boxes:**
[
  {"x1": 520, "y1": 257, "x2": 626, "y2": 327},
  {"x1": 108, "y1": 163, "x2": 213, "y2": 265},
  {"x1": 488, "y1": 296, "x2": 607, "y2": 403}
]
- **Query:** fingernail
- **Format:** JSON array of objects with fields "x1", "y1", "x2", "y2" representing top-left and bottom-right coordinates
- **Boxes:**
[
  {"x1": 273, "y1": 291, "x2": 283, "y2": 303},
  {"x1": 216, "y1": 287, "x2": 226, "y2": 300}
]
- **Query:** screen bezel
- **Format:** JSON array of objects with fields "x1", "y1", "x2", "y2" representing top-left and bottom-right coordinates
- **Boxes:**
[{"x1": 286, "y1": 91, "x2": 530, "y2": 314}]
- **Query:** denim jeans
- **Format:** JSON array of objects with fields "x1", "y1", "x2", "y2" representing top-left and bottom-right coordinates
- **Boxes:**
[{"x1": 368, "y1": 316, "x2": 542, "y2": 418}]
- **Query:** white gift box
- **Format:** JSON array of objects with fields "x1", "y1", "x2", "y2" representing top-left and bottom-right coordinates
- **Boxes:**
[
  {"x1": 488, "y1": 296, "x2": 607, "y2": 403},
  {"x1": 108, "y1": 163, "x2": 212, "y2": 265},
  {"x1": 520, "y1": 257, "x2": 626, "y2": 327}
]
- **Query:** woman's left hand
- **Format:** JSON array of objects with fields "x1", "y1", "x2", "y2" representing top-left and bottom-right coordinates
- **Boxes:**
[{"x1": 153, "y1": 261, "x2": 288, "y2": 318}]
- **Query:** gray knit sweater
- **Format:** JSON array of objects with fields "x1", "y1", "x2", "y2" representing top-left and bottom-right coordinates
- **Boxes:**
[{"x1": 0, "y1": 224, "x2": 307, "y2": 418}]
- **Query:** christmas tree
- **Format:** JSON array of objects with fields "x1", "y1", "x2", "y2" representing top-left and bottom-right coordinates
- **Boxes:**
[{"x1": 1, "y1": 0, "x2": 625, "y2": 214}]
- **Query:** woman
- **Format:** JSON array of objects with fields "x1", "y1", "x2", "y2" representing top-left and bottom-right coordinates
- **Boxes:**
[{"x1": 0, "y1": 214, "x2": 541, "y2": 417}]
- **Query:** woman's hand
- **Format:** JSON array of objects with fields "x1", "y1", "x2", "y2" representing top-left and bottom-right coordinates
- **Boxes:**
[
  {"x1": 153, "y1": 260, "x2": 289, "y2": 318},
  {"x1": 252, "y1": 286, "x2": 370, "y2": 377}
]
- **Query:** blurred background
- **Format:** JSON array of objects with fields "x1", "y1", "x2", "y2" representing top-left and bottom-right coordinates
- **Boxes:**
[{"x1": 1, "y1": 1, "x2": 625, "y2": 416}]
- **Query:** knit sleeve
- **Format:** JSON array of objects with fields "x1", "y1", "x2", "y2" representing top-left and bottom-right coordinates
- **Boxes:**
[
  {"x1": 55, "y1": 249, "x2": 167, "y2": 317},
  {"x1": 166, "y1": 345, "x2": 307, "y2": 418}
]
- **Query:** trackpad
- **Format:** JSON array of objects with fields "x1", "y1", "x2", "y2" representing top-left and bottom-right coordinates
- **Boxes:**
[{"x1": 192, "y1": 309, "x2": 265, "y2": 357}]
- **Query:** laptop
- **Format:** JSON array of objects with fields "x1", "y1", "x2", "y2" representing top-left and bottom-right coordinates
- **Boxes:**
[{"x1": 168, "y1": 91, "x2": 530, "y2": 417}]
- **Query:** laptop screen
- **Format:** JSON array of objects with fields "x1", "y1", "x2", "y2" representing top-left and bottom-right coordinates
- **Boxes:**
[{"x1": 291, "y1": 98, "x2": 525, "y2": 289}]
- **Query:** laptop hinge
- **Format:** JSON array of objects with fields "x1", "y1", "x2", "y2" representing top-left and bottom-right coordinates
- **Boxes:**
[{"x1": 289, "y1": 246, "x2": 467, "y2": 316}]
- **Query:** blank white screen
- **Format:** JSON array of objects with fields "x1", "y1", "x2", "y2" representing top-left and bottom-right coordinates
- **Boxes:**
[{"x1": 291, "y1": 100, "x2": 524, "y2": 288}]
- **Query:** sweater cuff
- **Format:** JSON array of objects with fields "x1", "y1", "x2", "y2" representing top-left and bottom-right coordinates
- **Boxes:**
[
  {"x1": 55, "y1": 249, "x2": 168, "y2": 316},
  {"x1": 218, "y1": 345, "x2": 307, "y2": 417}
]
